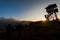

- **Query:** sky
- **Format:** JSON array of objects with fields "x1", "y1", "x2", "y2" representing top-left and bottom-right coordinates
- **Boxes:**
[{"x1": 0, "y1": 0, "x2": 60, "y2": 21}]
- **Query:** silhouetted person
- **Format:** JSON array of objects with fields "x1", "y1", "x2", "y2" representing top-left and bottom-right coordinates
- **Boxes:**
[
  {"x1": 6, "y1": 24, "x2": 11, "y2": 40},
  {"x1": 16, "y1": 24, "x2": 22, "y2": 40}
]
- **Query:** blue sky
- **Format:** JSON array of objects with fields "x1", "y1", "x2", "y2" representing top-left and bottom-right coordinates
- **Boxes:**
[{"x1": 0, "y1": 0, "x2": 60, "y2": 21}]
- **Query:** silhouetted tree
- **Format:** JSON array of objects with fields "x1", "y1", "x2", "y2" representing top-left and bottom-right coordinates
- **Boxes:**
[{"x1": 45, "y1": 4, "x2": 59, "y2": 21}]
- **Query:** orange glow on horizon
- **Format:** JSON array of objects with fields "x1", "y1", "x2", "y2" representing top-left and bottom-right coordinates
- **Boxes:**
[{"x1": 15, "y1": 18, "x2": 46, "y2": 22}]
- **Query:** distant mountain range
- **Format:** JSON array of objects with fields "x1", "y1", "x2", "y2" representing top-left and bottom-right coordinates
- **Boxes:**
[
  {"x1": 0, "y1": 17, "x2": 31, "y2": 31},
  {"x1": 0, "y1": 17, "x2": 18, "y2": 22}
]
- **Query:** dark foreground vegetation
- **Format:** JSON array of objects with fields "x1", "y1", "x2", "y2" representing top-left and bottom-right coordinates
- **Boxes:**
[{"x1": 0, "y1": 20, "x2": 60, "y2": 40}]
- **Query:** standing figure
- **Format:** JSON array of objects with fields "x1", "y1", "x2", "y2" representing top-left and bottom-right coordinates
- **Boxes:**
[
  {"x1": 16, "y1": 24, "x2": 22, "y2": 40},
  {"x1": 6, "y1": 24, "x2": 11, "y2": 40}
]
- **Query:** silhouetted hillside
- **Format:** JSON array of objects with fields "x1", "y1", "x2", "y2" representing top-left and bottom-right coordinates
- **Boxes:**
[{"x1": 0, "y1": 18, "x2": 60, "y2": 40}]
